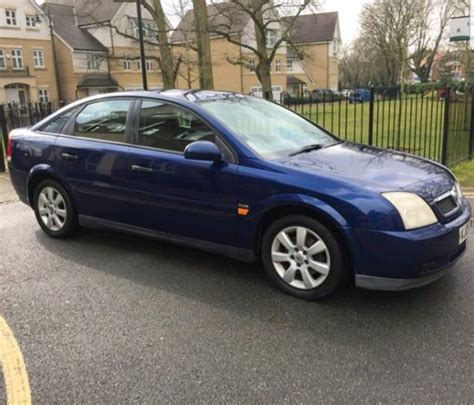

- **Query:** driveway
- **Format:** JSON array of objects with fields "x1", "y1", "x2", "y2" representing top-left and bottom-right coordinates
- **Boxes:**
[{"x1": 0, "y1": 201, "x2": 473, "y2": 403}]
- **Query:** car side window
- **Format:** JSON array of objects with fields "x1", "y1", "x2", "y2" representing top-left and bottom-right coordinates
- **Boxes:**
[
  {"x1": 137, "y1": 100, "x2": 215, "y2": 153},
  {"x1": 74, "y1": 99, "x2": 131, "y2": 143},
  {"x1": 39, "y1": 109, "x2": 75, "y2": 134}
]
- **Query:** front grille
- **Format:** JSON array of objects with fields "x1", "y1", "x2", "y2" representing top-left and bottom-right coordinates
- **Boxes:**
[{"x1": 435, "y1": 194, "x2": 458, "y2": 216}]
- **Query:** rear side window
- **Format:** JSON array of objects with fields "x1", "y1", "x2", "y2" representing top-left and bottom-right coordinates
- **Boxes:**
[
  {"x1": 39, "y1": 109, "x2": 74, "y2": 134},
  {"x1": 137, "y1": 100, "x2": 215, "y2": 152},
  {"x1": 74, "y1": 99, "x2": 131, "y2": 143}
]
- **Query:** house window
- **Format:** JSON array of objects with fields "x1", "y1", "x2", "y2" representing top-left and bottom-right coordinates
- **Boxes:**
[
  {"x1": 266, "y1": 29, "x2": 278, "y2": 48},
  {"x1": 275, "y1": 59, "x2": 281, "y2": 72},
  {"x1": 38, "y1": 88, "x2": 49, "y2": 103},
  {"x1": 33, "y1": 49, "x2": 45, "y2": 68},
  {"x1": 123, "y1": 56, "x2": 131, "y2": 71},
  {"x1": 333, "y1": 41, "x2": 338, "y2": 54},
  {"x1": 26, "y1": 15, "x2": 38, "y2": 27},
  {"x1": 137, "y1": 60, "x2": 141, "y2": 71},
  {"x1": 11, "y1": 49, "x2": 23, "y2": 69},
  {"x1": 144, "y1": 22, "x2": 156, "y2": 39},
  {"x1": 87, "y1": 54, "x2": 101, "y2": 70},
  {"x1": 132, "y1": 19, "x2": 156, "y2": 40},
  {"x1": 287, "y1": 60, "x2": 293, "y2": 71},
  {"x1": 146, "y1": 59, "x2": 153, "y2": 71},
  {"x1": 5, "y1": 9, "x2": 17, "y2": 26},
  {"x1": 0, "y1": 50, "x2": 5, "y2": 69},
  {"x1": 248, "y1": 58, "x2": 256, "y2": 72}
]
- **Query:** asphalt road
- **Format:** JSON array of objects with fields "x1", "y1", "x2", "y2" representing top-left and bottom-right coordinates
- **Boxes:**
[{"x1": 1, "y1": 201, "x2": 473, "y2": 404}]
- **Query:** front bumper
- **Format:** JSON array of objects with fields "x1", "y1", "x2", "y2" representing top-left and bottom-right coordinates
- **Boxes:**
[{"x1": 352, "y1": 199, "x2": 471, "y2": 291}]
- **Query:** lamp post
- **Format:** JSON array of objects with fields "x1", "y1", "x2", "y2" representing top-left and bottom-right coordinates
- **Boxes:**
[{"x1": 136, "y1": 0, "x2": 148, "y2": 90}]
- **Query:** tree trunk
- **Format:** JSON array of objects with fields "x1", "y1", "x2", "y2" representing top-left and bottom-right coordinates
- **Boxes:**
[
  {"x1": 253, "y1": 4, "x2": 272, "y2": 100},
  {"x1": 256, "y1": 61, "x2": 272, "y2": 100},
  {"x1": 151, "y1": 0, "x2": 176, "y2": 89},
  {"x1": 192, "y1": 0, "x2": 214, "y2": 89}
]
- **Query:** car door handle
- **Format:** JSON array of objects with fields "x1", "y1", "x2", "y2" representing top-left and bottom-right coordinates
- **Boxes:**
[
  {"x1": 131, "y1": 164, "x2": 153, "y2": 173},
  {"x1": 60, "y1": 152, "x2": 78, "y2": 161}
]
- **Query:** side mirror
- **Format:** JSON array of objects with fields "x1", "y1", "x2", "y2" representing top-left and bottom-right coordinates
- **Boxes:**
[{"x1": 184, "y1": 141, "x2": 223, "y2": 163}]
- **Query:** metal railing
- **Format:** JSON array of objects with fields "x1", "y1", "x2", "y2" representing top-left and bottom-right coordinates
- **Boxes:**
[
  {"x1": 0, "y1": 102, "x2": 62, "y2": 171},
  {"x1": 281, "y1": 85, "x2": 474, "y2": 167}
]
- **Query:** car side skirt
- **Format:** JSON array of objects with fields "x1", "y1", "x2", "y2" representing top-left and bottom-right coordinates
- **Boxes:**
[{"x1": 78, "y1": 215, "x2": 257, "y2": 263}]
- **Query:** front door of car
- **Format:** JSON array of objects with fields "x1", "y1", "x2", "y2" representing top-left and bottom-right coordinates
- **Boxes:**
[
  {"x1": 125, "y1": 99, "x2": 239, "y2": 246},
  {"x1": 55, "y1": 98, "x2": 133, "y2": 223}
]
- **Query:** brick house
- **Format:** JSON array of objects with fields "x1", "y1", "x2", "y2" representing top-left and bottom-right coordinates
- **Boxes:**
[
  {"x1": 43, "y1": 0, "x2": 167, "y2": 102},
  {"x1": 171, "y1": 5, "x2": 340, "y2": 99},
  {"x1": 0, "y1": 0, "x2": 59, "y2": 104}
]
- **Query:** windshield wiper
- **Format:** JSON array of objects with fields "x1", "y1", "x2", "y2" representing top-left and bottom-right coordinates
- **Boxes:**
[{"x1": 289, "y1": 143, "x2": 325, "y2": 156}]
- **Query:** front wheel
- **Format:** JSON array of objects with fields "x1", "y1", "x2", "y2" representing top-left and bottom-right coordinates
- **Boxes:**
[
  {"x1": 261, "y1": 215, "x2": 346, "y2": 300},
  {"x1": 33, "y1": 179, "x2": 78, "y2": 238}
]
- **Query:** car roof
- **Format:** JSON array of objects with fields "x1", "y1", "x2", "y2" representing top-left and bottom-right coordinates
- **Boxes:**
[{"x1": 78, "y1": 89, "x2": 245, "y2": 104}]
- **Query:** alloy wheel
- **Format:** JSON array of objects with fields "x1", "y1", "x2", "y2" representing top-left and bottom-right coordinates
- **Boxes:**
[
  {"x1": 37, "y1": 186, "x2": 67, "y2": 232},
  {"x1": 271, "y1": 226, "x2": 331, "y2": 290}
]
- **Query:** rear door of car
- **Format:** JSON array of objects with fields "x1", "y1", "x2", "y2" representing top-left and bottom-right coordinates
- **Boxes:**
[
  {"x1": 125, "y1": 98, "x2": 239, "y2": 246},
  {"x1": 55, "y1": 98, "x2": 134, "y2": 223}
]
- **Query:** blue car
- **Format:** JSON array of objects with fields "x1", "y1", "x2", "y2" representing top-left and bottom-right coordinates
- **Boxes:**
[
  {"x1": 7, "y1": 90, "x2": 471, "y2": 300},
  {"x1": 348, "y1": 88, "x2": 371, "y2": 103}
]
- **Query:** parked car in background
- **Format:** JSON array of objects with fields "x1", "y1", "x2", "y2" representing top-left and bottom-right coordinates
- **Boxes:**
[
  {"x1": 348, "y1": 88, "x2": 371, "y2": 103},
  {"x1": 7, "y1": 90, "x2": 471, "y2": 300},
  {"x1": 311, "y1": 89, "x2": 341, "y2": 102},
  {"x1": 340, "y1": 89, "x2": 351, "y2": 98}
]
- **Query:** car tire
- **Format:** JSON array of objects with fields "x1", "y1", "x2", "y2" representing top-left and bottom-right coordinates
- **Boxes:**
[
  {"x1": 261, "y1": 215, "x2": 346, "y2": 300},
  {"x1": 33, "y1": 179, "x2": 78, "y2": 238}
]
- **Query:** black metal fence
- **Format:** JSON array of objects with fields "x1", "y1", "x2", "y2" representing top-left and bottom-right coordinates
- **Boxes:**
[
  {"x1": 1, "y1": 88, "x2": 473, "y2": 172},
  {"x1": 0, "y1": 102, "x2": 62, "y2": 171},
  {"x1": 281, "y1": 85, "x2": 474, "y2": 167}
]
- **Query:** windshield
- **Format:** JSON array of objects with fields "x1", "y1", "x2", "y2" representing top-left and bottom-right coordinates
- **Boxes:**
[{"x1": 198, "y1": 96, "x2": 338, "y2": 159}]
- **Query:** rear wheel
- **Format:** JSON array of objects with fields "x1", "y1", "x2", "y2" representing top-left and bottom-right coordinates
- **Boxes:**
[
  {"x1": 261, "y1": 215, "x2": 345, "y2": 300},
  {"x1": 33, "y1": 179, "x2": 78, "y2": 238}
]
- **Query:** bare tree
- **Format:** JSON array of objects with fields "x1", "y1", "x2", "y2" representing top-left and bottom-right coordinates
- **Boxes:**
[
  {"x1": 409, "y1": 0, "x2": 457, "y2": 82},
  {"x1": 149, "y1": 0, "x2": 179, "y2": 89},
  {"x1": 209, "y1": 0, "x2": 320, "y2": 100},
  {"x1": 172, "y1": 0, "x2": 200, "y2": 88},
  {"x1": 192, "y1": 0, "x2": 214, "y2": 89},
  {"x1": 361, "y1": 0, "x2": 424, "y2": 88},
  {"x1": 339, "y1": 38, "x2": 393, "y2": 88},
  {"x1": 74, "y1": 0, "x2": 180, "y2": 89}
]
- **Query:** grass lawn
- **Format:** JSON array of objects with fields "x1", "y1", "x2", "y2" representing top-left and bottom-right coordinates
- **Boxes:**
[
  {"x1": 286, "y1": 94, "x2": 471, "y2": 165},
  {"x1": 452, "y1": 159, "x2": 474, "y2": 188}
]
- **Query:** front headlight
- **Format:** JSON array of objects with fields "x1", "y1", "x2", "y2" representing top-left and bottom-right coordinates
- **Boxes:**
[{"x1": 382, "y1": 192, "x2": 438, "y2": 230}]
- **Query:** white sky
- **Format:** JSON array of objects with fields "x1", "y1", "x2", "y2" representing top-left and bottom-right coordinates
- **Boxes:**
[{"x1": 321, "y1": 0, "x2": 369, "y2": 44}]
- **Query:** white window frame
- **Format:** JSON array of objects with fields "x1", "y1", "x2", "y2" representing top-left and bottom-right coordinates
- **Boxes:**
[
  {"x1": 144, "y1": 22, "x2": 156, "y2": 39},
  {"x1": 11, "y1": 49, "x2": 23, "y2": 70},
  {"x1": 287, "y1": 60, "x2": 293, "y2": 71},
  {"x1": 131, "y1": 19, "x2": 140, "y2": 39},
  {"x1": 5, "y1": 9, "x2": 17, "y2": 26},
  {"x1": 248, "y1": 58, "x2": 256, "y2": 72},
  {"x1": 38, "y1": 88, "x2": 49, "y2": 103},
  {"x1": 266, "y1": 30, "x2": 278, "y2": 48},
  {"x1": 25, "y1": 15, "x2": 38, "y2": 28},
  {"x1": 122, "y1": 56, "x2": 132, "y2": 71},
  {"x1": 146, "y1": 59, "x2": 153, "y2": 71},
  {"x1": 0, "y1": 50, "x2": 5, "y2": 70},
  {"x1": 275, "y1": 59, "x2": 281, "y2": 72},
  {"x1": 33, "y1": 49, "x2": 45, "y2": 68},
  {"x1": 87, "y1": 54, "x2": 101, "y2": 70}
]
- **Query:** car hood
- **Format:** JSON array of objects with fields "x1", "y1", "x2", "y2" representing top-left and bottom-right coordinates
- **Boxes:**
[{"x1": 276, "y1": 142, "x2": 455, "y2": 201}]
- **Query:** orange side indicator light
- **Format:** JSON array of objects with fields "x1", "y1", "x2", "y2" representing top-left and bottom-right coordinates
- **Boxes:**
[{"x1": 237, "y1": 205, "x2": 249, "y2": 216}]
